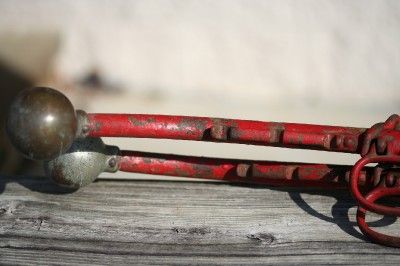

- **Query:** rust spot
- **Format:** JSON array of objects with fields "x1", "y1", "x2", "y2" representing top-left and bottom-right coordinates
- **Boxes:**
[
  {"x1": 251, "y1": 164, "x2": 299, "y2": 180},
  {"x1": 252, "y1": 166, "x2": 285, "y2": 180},
  {"x1": 192, "y1": 164, "x2": 214, "y2": 178},
  {"x1": 128, "y1": 116, "x2": 147, "y2": 127},
  {"x1": 174, "y1": 167, "x2": 192, "y2": 177},
  {"x1": 178, "y1": 117, "x2": 207, "y2": 131},
  {"x1": 146, "y1": 117, "x2": 156, "y2": 123},
  {"x1": 331, "y1": 134, "x2": 358, "y2": 150},
  {"x1": 210, "y1": 125, "x2": 230, "y2": 140},
  {"x1": 284, "y1": 166, "x2": 297, "y2": 179},
  {"x1": 269, "y1": 123, "x2": 285, "y2": 143},
  {"x1": 237, "y1": 164, "x2": 251, "y2": 177},
  {"x1": 177, "y1": 117, "x2": 208, "y2": 139}
]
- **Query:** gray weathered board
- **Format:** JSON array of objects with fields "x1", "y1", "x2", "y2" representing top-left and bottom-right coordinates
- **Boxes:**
[{"x1": 1, "y1": 175, "x2": 400, "y2": 265}]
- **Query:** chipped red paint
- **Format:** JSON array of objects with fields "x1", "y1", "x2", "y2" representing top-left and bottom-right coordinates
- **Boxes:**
[
  {"x1": 88, "y1": 114, "x2": 365, "y2": 153},
  {"x1": 88, "y1": 113, "x2": 400, "y2": 247},
  {"x1": 119, "y1": 150, "x2": 376, "y2": 189}
]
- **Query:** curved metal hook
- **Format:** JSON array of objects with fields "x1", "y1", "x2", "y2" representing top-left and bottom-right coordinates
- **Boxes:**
[
  {"x1": 350, "y1": 155, "x2": 400, "y2": 216},
  {"x1": 357, "y1": 187, "x2": 400, "y2": 247},
  {"x1": 350, "y1": 155, "x2": 400, "y2": 246}
]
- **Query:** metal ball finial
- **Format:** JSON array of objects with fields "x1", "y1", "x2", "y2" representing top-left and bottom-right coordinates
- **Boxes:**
[{"x1": 6, "y1": 87, "x2": 78, "y2": 160}]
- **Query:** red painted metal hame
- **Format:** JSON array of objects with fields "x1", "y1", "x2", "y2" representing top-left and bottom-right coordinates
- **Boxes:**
[
  {"x1": 5, "y1": 88, "x2": 400, "y2": 247},
  {"x1": 86, "y1": 113, "x2": 400, "y2": 247}
]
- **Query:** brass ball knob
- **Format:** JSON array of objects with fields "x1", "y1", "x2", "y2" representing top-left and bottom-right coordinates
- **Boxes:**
[{"x1": 6, "y1": 87, "x2": 77, "y2": 160}]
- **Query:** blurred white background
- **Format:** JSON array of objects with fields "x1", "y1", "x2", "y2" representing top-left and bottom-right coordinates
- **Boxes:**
[{"x1": 0, "y1": 0, "x2": 399, "y2": 177}]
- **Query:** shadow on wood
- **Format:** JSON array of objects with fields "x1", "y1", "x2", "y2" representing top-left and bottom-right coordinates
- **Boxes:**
[{"x1": 0, "y1": 174, "x2": 397, "y2": 243}]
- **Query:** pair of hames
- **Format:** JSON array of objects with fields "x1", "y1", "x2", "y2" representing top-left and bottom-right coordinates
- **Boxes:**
[{"x1": 6, "y1": 87, "x2": 400, "y2": 247}]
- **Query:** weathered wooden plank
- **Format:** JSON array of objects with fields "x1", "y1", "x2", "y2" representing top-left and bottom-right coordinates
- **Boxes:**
[{"x1": 0, "y1": 175, "x2": 399, "y2": 265}]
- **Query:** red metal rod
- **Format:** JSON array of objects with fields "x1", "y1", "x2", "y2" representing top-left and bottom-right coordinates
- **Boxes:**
[
  {"x1": 119, "y1": 150, "x2": 374, "y2": 189},
  {"x1": 88, "y1": 114, "x2": 366, "y2": 154}
]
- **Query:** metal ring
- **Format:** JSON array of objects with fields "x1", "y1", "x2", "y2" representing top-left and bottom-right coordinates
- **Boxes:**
[
  {"x1": 357, "y1": 187, "x2": 400, "y2": 247},
  {"x1": 350, "y1": 155, "x2": 400, "y2": 216}
]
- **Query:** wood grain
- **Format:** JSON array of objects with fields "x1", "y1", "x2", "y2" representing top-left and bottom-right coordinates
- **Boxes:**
[{"x1": 0, "y1": 175, "x2": 399, "y2": 265}]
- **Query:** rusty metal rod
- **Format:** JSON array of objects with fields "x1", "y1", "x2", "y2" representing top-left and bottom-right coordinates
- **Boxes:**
[
  {"x1": 88, "y1": 114, "x2": 365, "y2": 154},
  {"x1": 118, "y1": 150, "x2": 375, "y2": 189}
]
